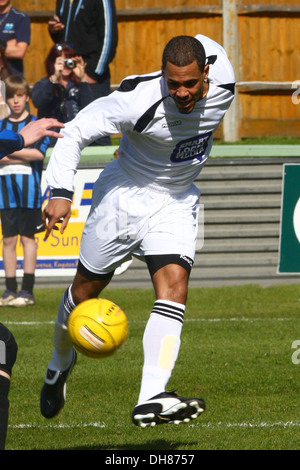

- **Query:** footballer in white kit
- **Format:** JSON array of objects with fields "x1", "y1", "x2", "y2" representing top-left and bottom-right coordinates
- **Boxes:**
[{"x1": 41, "y1": 34, "x2": 235, "y2": 427}]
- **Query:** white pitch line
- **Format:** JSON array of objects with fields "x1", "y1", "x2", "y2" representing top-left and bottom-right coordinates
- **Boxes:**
[
  {"x1": 9, "y1": 421, "x2": 105, "y2": 429},
  {"x1": 185, "y1": 317, "x2": 297, "y2": 322},
  {"x1": 177, "y1": 317, "x2": 297, "y2": 323},
  {"x1": 189, "y1": 420, "x2": 300, "y2": 429},
  {"x1": 2, "y1": 317, "x2": 298, "y2": 326},
  {"x1": 9, "y1": 420, "x2": 300, "y2": 430},
  {"x1": 3, "y1": 321, "x2": 55, "y2": 325}
]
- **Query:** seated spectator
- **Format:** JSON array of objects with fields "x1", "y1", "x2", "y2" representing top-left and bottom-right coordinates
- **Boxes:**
[{"x1": 32, "y1": 43, "x2": 93, "y2": 144}]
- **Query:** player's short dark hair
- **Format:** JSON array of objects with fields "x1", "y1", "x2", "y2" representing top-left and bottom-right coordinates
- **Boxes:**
[{"x1": 162, "y1": 35, "x2": 206, "y2": 73}]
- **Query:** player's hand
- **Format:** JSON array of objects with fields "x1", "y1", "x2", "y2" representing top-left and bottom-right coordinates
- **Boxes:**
[
  {"x1": 19, "y1": 118, "x2": 65, "y2": 147},
  {"x1": 42, "y1": 198, "x2": 72, "y2": 240}
]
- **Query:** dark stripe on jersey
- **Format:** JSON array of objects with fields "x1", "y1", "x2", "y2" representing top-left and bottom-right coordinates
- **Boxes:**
[
  {"x1": 118, "y1": 73, "x2": 162, "y2": 92},
  {"x1": 11, "y1": 174, "x2": 21, "y2": 206},
  {"x1": 22, "y1": 174, "x2": 29, "y2": 207},
  {"x1": 12, "y1": 117, "x2": 30, "y2": 208},
  {"x1": 207, "y1": 55, "x2": 217, "y2": 64},
  {"x1": 32, "y1": 162, "x2": 40, "y2": 207},
  {"x1": 219, "y1": 83, "x2": 235, "y2": 94},
  {"x1": 118, "y1": 74, "x2": 167, "y2": 133},
  {"x1": 1, "y1": 177, "x2": 9, "y2": 207},
  {"x1": 133, "y1": 96, "x2": 168, "y2": 133}
]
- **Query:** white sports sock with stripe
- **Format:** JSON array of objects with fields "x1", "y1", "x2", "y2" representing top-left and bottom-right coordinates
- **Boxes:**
[
  {"x1": 48, "y1": 286, "x2": 75, "y2": 372},
  {"x1": 137, "y1": 299, "x2": 185, "y2": 404}
]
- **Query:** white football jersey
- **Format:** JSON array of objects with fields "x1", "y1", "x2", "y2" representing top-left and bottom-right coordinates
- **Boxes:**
[{"x1": 46, "y1": 35, "x2": 235, "y2": 195}]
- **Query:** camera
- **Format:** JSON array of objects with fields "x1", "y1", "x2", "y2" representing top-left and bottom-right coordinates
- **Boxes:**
[{"x1": 63, "y1": 58, "x2": 75, "y2": 69}]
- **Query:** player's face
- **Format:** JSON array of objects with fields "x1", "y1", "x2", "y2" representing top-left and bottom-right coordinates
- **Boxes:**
[{"x1": 162, "y1": 60, "x2": 209, "y2": 114}]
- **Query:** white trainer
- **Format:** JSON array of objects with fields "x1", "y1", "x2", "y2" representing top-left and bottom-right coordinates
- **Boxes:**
[
  {"x1": 132, "y1": 391, "x2": 205, "y2": 427},
  {"x1": 8, "y1": 290, "x2": 35, "y2": 307},
  {"x1": 0, "y1": 290, "x2": 17, "y2": 306}
]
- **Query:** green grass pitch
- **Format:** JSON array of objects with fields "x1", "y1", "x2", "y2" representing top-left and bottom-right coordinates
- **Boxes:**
[{"x1": 2, "y1": 284, "x2": 300, "y2": 450}]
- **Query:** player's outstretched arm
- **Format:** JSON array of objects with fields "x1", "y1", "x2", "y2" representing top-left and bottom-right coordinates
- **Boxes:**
[
  {"x1": 42, "y1": 198, "x2": 72, "y2": 240},
  {"x1": 19, "y1": 118, "x2": 64, "y2": 147}
]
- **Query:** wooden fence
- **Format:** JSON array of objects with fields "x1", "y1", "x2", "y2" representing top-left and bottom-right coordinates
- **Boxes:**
[{"x1": 11, "y1": 0, "x2": 300, "y2": 140}]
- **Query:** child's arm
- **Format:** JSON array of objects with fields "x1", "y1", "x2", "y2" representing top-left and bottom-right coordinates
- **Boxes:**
[{"x1": 0, "y1": 148, "x2": 44, "y2": 164}]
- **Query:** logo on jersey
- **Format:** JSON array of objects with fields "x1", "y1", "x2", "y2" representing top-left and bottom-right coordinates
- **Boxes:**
[
  {"x1": 162, "y1": 120, "x2": 182, "y2": 129},
  {"x1": 170, "y1": 132, "x2": 212, "y2": 162}
]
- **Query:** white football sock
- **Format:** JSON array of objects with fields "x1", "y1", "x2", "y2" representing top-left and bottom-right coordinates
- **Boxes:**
[
  {"x1": 48, "y1": 286, "x2": 75, "y2": 371},
  {"x1": 137, "y1": 299, "x2": 185, "y2": 404}
]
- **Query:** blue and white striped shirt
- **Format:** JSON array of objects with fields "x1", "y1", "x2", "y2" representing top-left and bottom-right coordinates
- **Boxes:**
[{"x1": 0, "y1": 115, "x2": 50, "y2": 209}]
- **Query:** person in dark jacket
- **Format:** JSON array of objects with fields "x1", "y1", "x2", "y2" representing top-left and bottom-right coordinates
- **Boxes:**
[
  {"x1": 48, "y1": 0, "x2": 118, "y2": 145},
  {"x1": 32, "y1": 43, "x2": 93, "y2": 145}
]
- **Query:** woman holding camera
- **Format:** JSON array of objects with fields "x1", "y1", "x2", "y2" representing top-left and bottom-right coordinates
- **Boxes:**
[{"x1": 32, "y1": 43, "x2": 93, "y2": 143}]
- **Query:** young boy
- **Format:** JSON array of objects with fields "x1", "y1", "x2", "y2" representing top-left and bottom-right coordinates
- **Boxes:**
[{"x1": 0, "y1": 75, "x2": 50, "y2": 306}]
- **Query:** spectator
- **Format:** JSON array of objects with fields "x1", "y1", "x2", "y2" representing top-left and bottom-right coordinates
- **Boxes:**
[
  {"x1": 0, "y1": 43, "x2": 11, "y2": 119},
  {"x1": 48, "y1": 0, "x2": 118, "y2": 145},
  {"x1": 0, "y1": 0, "x2": 30, "y2": 77},
  {"x1": 0, "y1": 75, "x2": 50, "y2": 307},
  {"x1": 32, "y1": 43, "x2": 93, "y2": 145}
]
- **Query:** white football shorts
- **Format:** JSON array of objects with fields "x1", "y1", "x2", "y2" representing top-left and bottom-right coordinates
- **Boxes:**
[{"x1": 79, "y1": 159, "x2": 200, "y2": 275}]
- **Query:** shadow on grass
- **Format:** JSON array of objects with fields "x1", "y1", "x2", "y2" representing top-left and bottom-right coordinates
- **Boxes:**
[{"x1": 62, "y1": 439, "x2": 199, "y2": 451}]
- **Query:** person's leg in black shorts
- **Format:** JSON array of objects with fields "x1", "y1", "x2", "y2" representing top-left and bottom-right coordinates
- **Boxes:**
[
  {"x1": 0, "y1": 323, "x2": 18, "y2": 449},
  {"x1": 0, "y1": 207, "x2": 44, "y2": 307}
]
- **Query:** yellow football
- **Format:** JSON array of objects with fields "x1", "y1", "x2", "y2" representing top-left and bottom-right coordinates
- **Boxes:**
[{"x1": 68, "y1": 298, "x2": 128, "y2": 358}]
